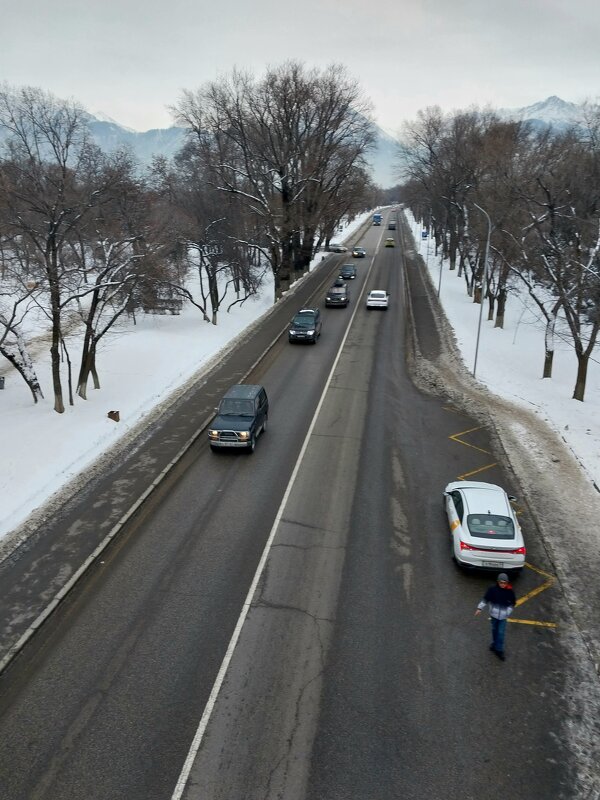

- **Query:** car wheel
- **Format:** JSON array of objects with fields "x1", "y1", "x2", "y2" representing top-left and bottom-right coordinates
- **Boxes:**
[
  {"x1": 262, "y1": 416, "x2": 268, "y2": 434},
  {"x1": 248, "y1": 436, "x2": 256, "y2": 453}
]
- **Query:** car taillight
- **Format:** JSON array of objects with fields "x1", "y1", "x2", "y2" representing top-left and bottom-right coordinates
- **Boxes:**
[{"x1": 460, "y1": 541, "x2": 526, "y2": 555}]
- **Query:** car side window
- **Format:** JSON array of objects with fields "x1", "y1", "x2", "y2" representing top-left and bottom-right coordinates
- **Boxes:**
[{"x1": 451, "y1": 491, "x2": 464, "y2": 520}]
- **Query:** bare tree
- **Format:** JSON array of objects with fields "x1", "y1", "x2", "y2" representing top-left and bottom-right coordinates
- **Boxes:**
[
  {"x1": 151, "y1": 151, "x2": 264, "y2": 323},
  {"x1": 173, "y1": 62, "x2": 375, "y2": 300},
  {"x1": 0, "y1": 86, "x2": 115, "y2": 412}
]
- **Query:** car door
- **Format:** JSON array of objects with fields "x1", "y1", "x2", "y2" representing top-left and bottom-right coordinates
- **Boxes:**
[
  {"x1": 257, "y1": 388, "x2": 268, "y2": 432},
  {"x1": 447, "y1": 491, "x2": 464, "y2": 538}
]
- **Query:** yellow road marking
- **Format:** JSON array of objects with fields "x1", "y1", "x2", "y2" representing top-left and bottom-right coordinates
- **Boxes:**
[
  {"x1": 511, "y1": 562, "x2": 557, "y2": 627},
  {"x1": 515, "y1": 578, "x2": 555, "y2": 607},
  {"x1": 449, "y1": 426, "x2": 491, "y2": 456},
  {"x1": 457, "y1": 462, "x2": 498, "y2": 480},
  {"x1": 524, "y1": 562, "x2": 554, "y2": 580},
  {"x1": 508, "y1": 618, "x2": 557, "y2": 628}
]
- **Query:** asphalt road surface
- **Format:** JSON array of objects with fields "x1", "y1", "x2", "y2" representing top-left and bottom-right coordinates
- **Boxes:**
[{"x1": 0, "y1": 213, "x2": 593, "y2": 800}]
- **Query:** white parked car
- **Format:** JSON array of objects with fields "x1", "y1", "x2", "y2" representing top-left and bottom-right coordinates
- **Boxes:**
[
  {"x1": 366, "y1": 289, "x2": 389, "y2": 309},
  {"x1": 443, "y1": 481, "x2": 526, "y2": 571},
  {"x1": 328, "y1": 242, "x2": 347, "y2": 253}
]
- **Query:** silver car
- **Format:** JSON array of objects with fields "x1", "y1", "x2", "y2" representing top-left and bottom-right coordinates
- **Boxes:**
[{"x1": 366, "y1": 289, "x2": 389, "y2": 309}]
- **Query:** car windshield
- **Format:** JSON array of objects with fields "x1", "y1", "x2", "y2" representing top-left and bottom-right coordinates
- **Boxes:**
[
  {"x1": 467, "y1": 514, "x2": 515, "y2": 540},
  {"x1": 328, "y1": 288, "x2": 344, "y2": 295},
  {"x1": 219, "y1": 398, "x2": 254, "y2": 417},
  {"x1": 292, "y1": 314, "x2": 315, "y2": 328},
  {"x1": 370, "y1": 291, "x2": 386, "y2": 298}
]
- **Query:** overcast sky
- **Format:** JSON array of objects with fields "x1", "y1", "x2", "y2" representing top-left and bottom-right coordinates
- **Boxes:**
[{"x1": 2, "y1": 0, "x2": 599, "y2": 133}]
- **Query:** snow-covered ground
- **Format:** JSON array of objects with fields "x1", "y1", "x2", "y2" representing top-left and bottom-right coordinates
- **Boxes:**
[
  {"x1": 409, "y1": 214, "x2": 600, "y2": 493},
  {"x1": 0, "y1": 214, "x2": 370, "y2": 543},
  {"x1": 1, "y1": 208, "x2": 598, "y2": 548}
]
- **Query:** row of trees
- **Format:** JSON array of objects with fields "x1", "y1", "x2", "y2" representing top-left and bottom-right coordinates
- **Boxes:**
[
  {"x1": 398, "y1": 105, "x2": 600, "y2": 401},
  {"x1": 0, "y1": 64, "x2": 378, "y2": 411}
]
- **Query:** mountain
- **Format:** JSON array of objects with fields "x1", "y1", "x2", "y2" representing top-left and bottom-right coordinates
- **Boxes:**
[
  {"x1": 497, "y1": 95, "x2": 585, "y2": 131},
  {"x1": 85, "y1": 114, "x2": 187, "y2": 162},
  {"x1": 86, "y1": 112, "x2": 400, "y2": 187},
  {"x1": 6, "y1": 98, "x2": 585, "y2": 188}
]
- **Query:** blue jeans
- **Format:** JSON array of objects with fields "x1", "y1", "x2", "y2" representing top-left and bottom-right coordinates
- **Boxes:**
[{"x1": 490, "y1": 618, "x2": 507, "y2": 653}]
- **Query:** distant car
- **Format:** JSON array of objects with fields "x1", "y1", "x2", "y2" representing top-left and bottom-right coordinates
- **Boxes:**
[
  {"x1": 352, "y1": 246, "x2": 366, "y2": 258},
  {"x1": 329, "y1": 242, "x2": 347, "y2": 253},
  {"x1": 366, "y1": 290, "x2": 389, "y2": 309},
  {"x1": 326, "y1": 284, "x2": 350, "y2": 307},
  {"x1": 384, "y1": 237, "x2": 395, "y2": 247},
  {"x1": 288, "y1": 308, "x2": 322, "y2": 344},
  {"x1": 443, "y1": 481, "x2": 526, "y2": 572},
  {"x1": 208, "y1": 384, "x2": 269, "y2": 453},
  {"x1": 388, "y1": 220, "x2": 396, "y2": 230},
  {"x1": 339, "y1": 264, "x2": 357, "y2": 280}
]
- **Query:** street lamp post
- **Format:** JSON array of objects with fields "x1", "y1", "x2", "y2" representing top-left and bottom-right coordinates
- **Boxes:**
[{"x1": 472, "y1": 203, "x2": 491, "y2": 379}]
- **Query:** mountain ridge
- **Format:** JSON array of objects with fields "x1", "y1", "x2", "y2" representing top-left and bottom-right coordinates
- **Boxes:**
[{"x1": 1, "y1": 96, "x2": 590, "y2": 188}]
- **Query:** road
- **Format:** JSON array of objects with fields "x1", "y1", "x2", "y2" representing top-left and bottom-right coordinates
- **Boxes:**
[{"x1": 0, "y1": 213, "x2": 596, "y2": 800}]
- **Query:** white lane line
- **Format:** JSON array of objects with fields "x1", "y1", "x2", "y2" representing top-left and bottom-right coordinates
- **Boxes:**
[{"x1": 170, "y1": 255, "x2": 375, "y2": 800}]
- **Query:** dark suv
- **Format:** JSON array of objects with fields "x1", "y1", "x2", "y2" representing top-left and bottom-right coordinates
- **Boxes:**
[
  {"x1": 288, "y1": 308, "x2": 322, "y2": 344},
  {"x1": 208, "y1": 384, "x2": 269, "y2": 452},
  {"x1": 325, "y1": 283, "x2": 350, "y2": 307}
]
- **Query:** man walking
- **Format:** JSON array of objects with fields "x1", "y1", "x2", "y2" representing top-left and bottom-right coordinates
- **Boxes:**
[{"x1": 475, "y1": 573, "x2": 517, "y2": 661}]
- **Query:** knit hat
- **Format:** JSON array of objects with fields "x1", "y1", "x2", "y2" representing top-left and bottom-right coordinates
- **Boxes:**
[{"x1": 497, "y1": 573, "x2": 509, "y2": 582}]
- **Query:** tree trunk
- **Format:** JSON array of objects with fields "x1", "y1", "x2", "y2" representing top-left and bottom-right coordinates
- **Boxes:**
[
  {"x1": 542, "y1": 306, "x2": 559, "y2": 378},
  {"x1": 572, "y1": 353, "x2": 588, "y2": 401},
  {"x1": 48, "y1": 241, "x2": 65, "y2": 413},
  {"x1": 62, "y1": 336, "x2": 74, "y2": 407},
  {"x1": 495, "y1": 287, "x2": 507, "y2": 329},
  {"x1": 77, "y1": 290, "x2": 100, "y2": 398},
  {"x1": 0, "y1": 345, "x2": 44, "y2": 403},
  {"x1": 90, "y1": 349, "x2": 100, "y2": 390},
  {"x1": 543, "y1": 349, "x2": 554, "y2": 379},
  {"x1": 448, "y1": 227, "x2": 458, "y2": 271}
]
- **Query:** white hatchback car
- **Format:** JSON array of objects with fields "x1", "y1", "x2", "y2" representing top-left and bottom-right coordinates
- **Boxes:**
[
  {"x1": 443, "y1": 481, "x2": 526, "y2": 571},
  {"x1": 366, "y1": 289, "x2": 389, "y2": 309}
]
